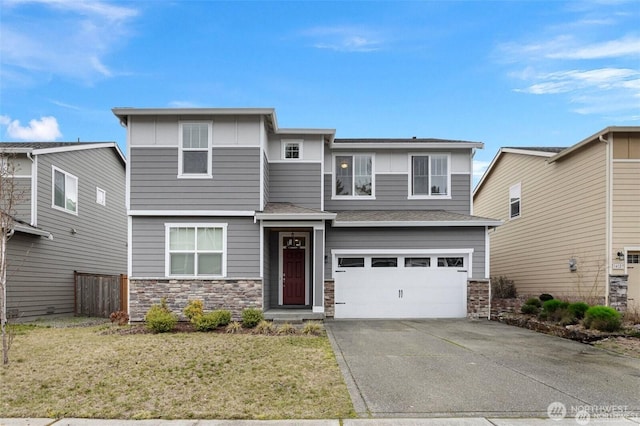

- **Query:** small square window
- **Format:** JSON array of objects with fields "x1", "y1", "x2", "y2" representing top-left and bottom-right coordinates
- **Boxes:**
[
  {"x1": 282, "y1": 140, "x2": 303, "y2": 160},
  {"x1": 96, "y1": 188, "x2": 106, "y2": 206}
]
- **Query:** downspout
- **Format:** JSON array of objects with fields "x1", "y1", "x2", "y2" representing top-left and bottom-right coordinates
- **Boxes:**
[
  {"x1": 26, "y1": 152, "x2": 37, "y2": 227},
  {"x1": 599, "y1": 133, "x2": 611, "y2": 305}
]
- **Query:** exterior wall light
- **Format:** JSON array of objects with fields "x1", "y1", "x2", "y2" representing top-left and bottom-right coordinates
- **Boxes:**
[
  {"x1": 617, "y1": 251, "x2": 625, "y2": 261},
  {"x1": 569, "y1": 258, "x2": 577, "y2": 272}
]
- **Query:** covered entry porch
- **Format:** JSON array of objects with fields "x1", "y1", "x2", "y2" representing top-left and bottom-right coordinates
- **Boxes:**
[{"x1": 256, "y1": 203, "x2": 335, "y2": 319}]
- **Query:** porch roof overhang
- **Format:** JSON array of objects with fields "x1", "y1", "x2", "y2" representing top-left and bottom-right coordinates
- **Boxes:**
[
  {"x1": 332, "y1": 210, "x2": 503, "y2": 228},
  {"x1": 12, "y1": 221, "x2": 53, "y2": 239},
  {"x1": 255, "y1": 203, "x2": 337, "y2": 221}
]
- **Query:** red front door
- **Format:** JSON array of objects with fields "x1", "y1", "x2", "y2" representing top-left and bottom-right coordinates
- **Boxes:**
[{"x1": 283, "y1": 248, "x2": 305, "y2": 305}]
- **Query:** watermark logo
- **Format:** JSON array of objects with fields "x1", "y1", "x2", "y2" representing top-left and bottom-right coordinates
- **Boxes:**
[
  {"x1": 574, "y1": 409, "x2": 590, "y2": 425},
  {"x1": 547, "y1": 401, "x2": 567, "y2": 421}
]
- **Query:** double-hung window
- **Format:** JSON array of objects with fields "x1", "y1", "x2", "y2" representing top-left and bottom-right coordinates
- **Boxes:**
[
  {"x1": 335, "y1": 154, "x2": 373, "y2": 197},
  {"x1": 179, "y1": 122, "x2": 212, "y2": 177},
  {"x1": 509, "y1": 183, "x2": 521, "y2": 219},
  {"x1": 166, "y1": 224, "x2": 227, "y2": 277},
  {"x1": 410, "y1": 154, "x2": 449, "y2": 197},
  {"x1": 52, "y1": 166, "x2": 78, "y2": 214}
]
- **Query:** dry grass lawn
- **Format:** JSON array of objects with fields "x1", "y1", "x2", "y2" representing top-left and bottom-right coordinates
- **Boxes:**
[{"x1": 0, "y1": 324, "x2": 355, "y2": 420}]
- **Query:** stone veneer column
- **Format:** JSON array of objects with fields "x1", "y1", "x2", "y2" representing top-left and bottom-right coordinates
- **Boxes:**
[
  {"x1": 128, "y1": 279, "x2": 262, "y2": 322},
  {"x1": 467, "y1": 279, "x2": 490, "y2": 319},
  {"x1": 324, "y1": 280, "x2": 335, "y2": 318},
  {"x1": 608, "y1": 275, "x2": 628, "y2": 312}
]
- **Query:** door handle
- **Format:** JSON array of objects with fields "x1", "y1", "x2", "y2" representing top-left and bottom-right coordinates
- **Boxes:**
[{"x1": 398, "y1": 289, "x2": 403, "y2": 298}]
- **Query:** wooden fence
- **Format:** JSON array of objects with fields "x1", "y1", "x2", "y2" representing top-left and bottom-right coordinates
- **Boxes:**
[{"x1": 74, "y1": 272, "x2": 128, "y2": 317}]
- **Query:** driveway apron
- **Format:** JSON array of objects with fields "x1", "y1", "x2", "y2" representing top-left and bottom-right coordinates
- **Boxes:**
[{"x1": 325, "y1": 319, "x2": 640, "y2": 418}]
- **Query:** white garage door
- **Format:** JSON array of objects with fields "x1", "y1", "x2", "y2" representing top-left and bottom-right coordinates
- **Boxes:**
[{"x1": 334, "y1": 253, "x2": 469, "y2": 319}]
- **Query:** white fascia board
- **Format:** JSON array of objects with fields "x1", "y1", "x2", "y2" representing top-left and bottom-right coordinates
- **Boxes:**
[
  {"x1": 128, "y1": 210, "x2": 255, "y2": 216},
  {"x1": 13, "y1": 223, "x2": 52, "y2": 239},
  {"x1": 500, "y1": 148, "x2": 557, "y2": 157},
  {"x1": 332, "y1": 220, "x2": 503, "y2": 227},
  {"x1": 33, "y1": 143, "x2": 126, "y2": 165},
  {"x1": 112, "y1": 107, "x2": 276, "y2": 116},
  {"x1": 330, "y1": 142, "x2": 484, "y2": 150},
  {"x1": 0, "y1": 147, "x2": 33, "y2": 154},
  {"x1": 260, "y1": 220, "x2": 325, "y2": 230},
  {"x1": 255, "y1": 213, "x2": 337, "y2": 221},
  {"x1": 332, "y1": 248, "x2": 474, "y2": 256},
  {"x1": 277, "y1": 128, "x2": 336, "y2": 135}
]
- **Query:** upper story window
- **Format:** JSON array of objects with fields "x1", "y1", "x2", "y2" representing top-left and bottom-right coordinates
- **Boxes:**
[
  {"x1": 282, "y1": 140, "x2": 302, "y2": 160},
  {"x1": 410, "y1": 154, "x2": 449, "y2": 198},
  {"x1": 52, "y1": 166, "x2": 78, "y2": 215},
  {"x1": 96, "y1": 187, "x2": 106, "y2": 206},
  {"x1": 179, "y1": 122, "x2": 212, "y2": 178},
  {"x1": 509, "y1": 182, "x2": 521, "y2": 220},
  {"x1": 334, "y1": 154, "x2": 373, "y2": 197},
  {"x1": 166, "y1": 224, "x2": 227, "y2": 277}
]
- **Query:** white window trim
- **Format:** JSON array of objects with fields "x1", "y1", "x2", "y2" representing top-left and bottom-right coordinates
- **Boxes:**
[
  {"x1": 509, "y1": 182, "x2": 521, "y2": 220},
  {"x1": 51, "y1": 166, "x2": 78, "y2": 216},
  {"x1": 281, "y1": 139, "x2": 304, "y2": 160},
  {"x1": 164, "y1": 223, "x2": 228, "y2": 278},
  {"x1": 331, "y1": 153, "x2": 376, "y2": 200},
  {"x1": 407, "y1": 153, "x2": 452, "y2": 200},
  {"x1": 96, "y1": 187, "x2": 106, "y2": 206},
  {"x1": 178, "y1": 121, "x2": 213, "y2": 179}
]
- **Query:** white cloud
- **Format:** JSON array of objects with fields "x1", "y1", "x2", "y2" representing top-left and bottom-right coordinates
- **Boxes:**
[
  {"x1": 0, "y1": 0, "x2": 138, "y2": 85},
  {"x1": 302, "y1": 26, "x2": 383, "y2": 52},
  {"x1": 516, "y1": 68, "x2": 640, "y2": 95},
  {"x1": 473, "y1": 160, "x2": 491, "y2": 181},
  {"x1": 0, "y1": 115, "x2": 63, "y2": 141}
]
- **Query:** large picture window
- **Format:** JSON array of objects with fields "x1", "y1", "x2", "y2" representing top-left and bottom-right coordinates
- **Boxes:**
[
  {"x1": 335, "y1": 154, "x2": 373, "y2": 197},
  {"x1": 166, "y1": 224, "x2": 226, "y2": 276},
  {"x1": 179, "y1": 122, "x2": 212, "y2": 177},
  {"x1": 52, "y1": 166, "x2": 78, "y2": 214},
  {"x1": 410, "y1": 154, "x2": 449, "y2": 197}
]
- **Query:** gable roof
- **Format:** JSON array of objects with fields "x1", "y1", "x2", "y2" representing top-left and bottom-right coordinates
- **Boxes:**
[{"x1": 0, "y1": 142, "x2": 126, "y2": 165}]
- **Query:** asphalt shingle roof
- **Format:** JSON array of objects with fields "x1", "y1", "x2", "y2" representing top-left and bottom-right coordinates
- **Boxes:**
[{"x1": 334, "y1": 210, "x2": 499, "y2": 223}]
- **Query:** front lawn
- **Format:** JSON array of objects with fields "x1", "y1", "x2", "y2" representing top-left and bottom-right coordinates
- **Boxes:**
[{"x1": 0, "y1": 323, "x2": 355, "y2": 420}]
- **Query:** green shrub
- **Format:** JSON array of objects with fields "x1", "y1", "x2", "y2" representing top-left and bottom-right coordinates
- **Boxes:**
[
  {"x1": 538, "y1": 311, "x2": 549, "y2": 321},
  {"x1": 542, "y1": 299, "x2": 569, "y2": 314},
  {"x1": 521, "y1": 304, "x2": 539, "y2": 315},
  {"x1": 524, "y1": 297, "x2": 542, "y2": 308},
  {"x1": 183, "y1": 299, "x2": 204, "y2": 322},
  {"x1": 193, "y1": 309, "x2": 232, "y2": 331},
  {"x1": 144, "y1": 298, "x2": 177, "y2": 333},
  {"x1": 558, "y1": 312, "x2": 578, "y2": 327},
  {"x1": 539, "y1": 293, "x2": 554, "y2": 302},
  {"x1": 568, "y1": 302, "x2": 590, "y2": 320},
  {"x1": 212, "y1": 309, "x2": 231, "y2": 327},
  {"x1": 241, "y1": 308, "x2": 264, "y2": 328},
  {"x1": 584, "y1": 306, "x2": 622, "y2": 332},
  {"x1": 491, "y1": 276, "x2": 517, "y2": 299}
]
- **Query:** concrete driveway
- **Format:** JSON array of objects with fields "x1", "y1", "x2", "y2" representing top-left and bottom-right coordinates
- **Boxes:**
[{"x1": 325, "y1": 319, "x2": 640, "y2": 419}]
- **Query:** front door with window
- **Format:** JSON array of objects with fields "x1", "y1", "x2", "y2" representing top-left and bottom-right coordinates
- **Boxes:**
[
  {"x1": 628, "y1": 252, "x2": 639, "y2": 312},
  {"x1": 283, "y1": 247, "x2": 306, "y2": 305}
]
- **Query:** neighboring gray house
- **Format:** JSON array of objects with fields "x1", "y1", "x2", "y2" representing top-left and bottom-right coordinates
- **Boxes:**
[
  {"x1": 113, "y1": 107, "x2": 501, "y2": 321},
  {"x1": 1, "y1": 142, "x2": 127, "y2": 320}
]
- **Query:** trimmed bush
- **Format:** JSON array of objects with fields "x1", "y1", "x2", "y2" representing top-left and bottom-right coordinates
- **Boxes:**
[
  {"x1": 183, "y1": 299, "x2": 204, "y2": 323},
  {"x1": 568, "y1": 302, "x2": 590, "y2": 320},
  {"x1": 145, "y1": 299, "x2": 177, "y2": 333},
  {"x1": 584, "y1": 306, "x2": 622, "y2": 332},
  {"x1": 491, "y1": 276, "x2": 517, "y2": 299},
  {"x1": 539, "y1": 293, "x2": 554, "y2": 302},
  {"x1": 241, "y1": 308, "x2": 264, "y2": 328},
  {"x1": 193, "y1": 309, "x2": 233, "y2": 331},
  {"x1": 521, "y1": 304, "x2": 539, "y2": 315},
  {"x1": 542, "y1": 299, "x2": 569, "y2": 314},
  {"x1": 212, "y1": 309, "x2": 232, "y2": 327},
  {"x1": 524, "y1": 297, "x2": 542, "y2": 308}
]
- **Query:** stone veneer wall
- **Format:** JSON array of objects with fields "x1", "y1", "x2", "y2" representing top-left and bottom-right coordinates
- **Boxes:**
[
  {"x1": 324, "y1": 280, "x2": 335, "y2": 318},
  {"x1": 467, "y1": 279, "x2": 490, "y2": 319},
  {"x1": 129, "y1": 279, "x2": 262, "y2": 322},
  {"x1": 609, "y1": 275, "x2": 628, "y2": 312}
]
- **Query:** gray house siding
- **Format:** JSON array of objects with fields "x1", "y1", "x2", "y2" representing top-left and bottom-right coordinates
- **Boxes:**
[
  {"x1": 131, "y1": 216, "x2": 260, "y2": 278},
  {"x1": 7, "y1": 148, "x2": 126, "y2": 319},
  {"x1": 130, "y1": 147, "x2": 261, "y2": 211},
  {"x1": 324, "y1": 173, "x2": 471, "y2": 213},
  {"x1": 269, "y1": 163, "x2": 321, "y2": 210},
  {"x1": 263, "y1": 152, "x2": 269, "y2": 207},
  {"x1": 12, "y1": 177, "x2": 32, "y2": 223},
  {"x1": 324, "y1": 225, "x2": 486, "y2": 280}
]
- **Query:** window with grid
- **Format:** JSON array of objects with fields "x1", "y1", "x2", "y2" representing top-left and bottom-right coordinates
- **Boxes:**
[
  {"x1": 167, "y1": 225, "x2": 225, "y2": 276},
  {"x1": 509, "y1": 183, "x2": 521, "y2": 219},
  {"x1": 180, "y1": 122, "x2": 211, "y2": 176},
  {"x1": 335, "y1": 154, "x2": 373, "y2": 196},
  {"x1": 52, "y1": 166, "x2": 78, "y2": 214},
  {"x1": 411, "y1": 155, "x2": 449, "y2": 196}
]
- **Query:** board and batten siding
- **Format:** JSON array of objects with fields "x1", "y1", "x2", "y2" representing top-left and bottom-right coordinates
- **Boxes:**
[
  {"x1": 474, "y1": 145, "x2": 607, "y2": 298},
  {"x1": 612, "y1": 161, "x2": 640, "y2": 256},
  {"x1": 7, "y1": 148, "x2": 126, "y2": 319},
  {"x1": 324, "y1": 226, "x2": 486, "y2": 280},
  {"x1": 324, "y1": 173, "x2": 470, "y2": 213},
  {"x1": 269, "y1": 163, "x2": 322, "y2": 210},
  {"x1": 131, "y1": 216, "x2": 260, "y2": 278},
  {"x1": 130, "y1": 147, "x2": 261, "y2": 211}
]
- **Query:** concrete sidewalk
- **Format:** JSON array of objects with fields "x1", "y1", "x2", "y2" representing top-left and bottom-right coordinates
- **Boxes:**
[{"x1": 2, "y1": 417, "x2": 640, "y2": 425}]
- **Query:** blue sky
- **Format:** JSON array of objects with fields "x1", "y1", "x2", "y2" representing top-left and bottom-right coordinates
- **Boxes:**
[{"x1": 1, "y1": 0, "x2": 639, "y2": 181}]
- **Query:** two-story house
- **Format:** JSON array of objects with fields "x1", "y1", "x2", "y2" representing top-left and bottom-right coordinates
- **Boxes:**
[
  {"x1": 113, "y1": 107, "x2": 501, "y2": 321},
  {"x1": 473, "y1": 127, "x2": 640, "y2": 311},
  {"x1": 1, "y1": 142, "x2": 127, "y2": 320}
]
